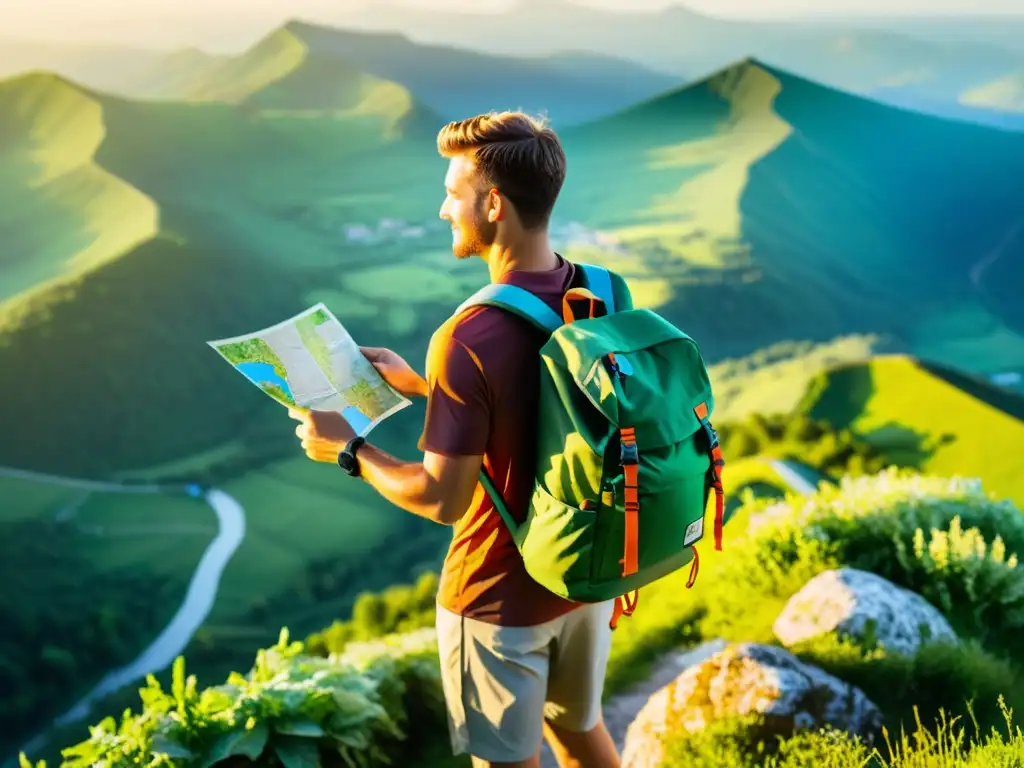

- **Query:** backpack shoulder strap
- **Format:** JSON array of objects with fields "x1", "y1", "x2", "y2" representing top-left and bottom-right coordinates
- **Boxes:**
[
  {"x1": 453, "y1": 283, "x2": 562, "y2": 538},
  {"x1": 454, "y1": 283, "x2": 562, "y2": 335},
  {"x1": 577, "y1": 263, "x2": 617, "y2": 314}
]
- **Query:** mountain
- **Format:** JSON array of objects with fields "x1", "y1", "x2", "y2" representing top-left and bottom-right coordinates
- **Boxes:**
[
  {"x1": 173, "y1": 20, "x2": 678, "y2": 126},
  {"x1": 113, "y1": 47, "x2": 225, "y2": 100},
  {"x1": 0, "y1": 73, "x2": 159, "y2": 310},
  {"x1": 553, "y1": 58, "x2": 1024, "y2": 374},
  {"x1": 315, "y1": 0, "x2": 1024, "y2": 125},
  {"x1": 7, "y1": 8, "x2": 1023, "y2": 128}
]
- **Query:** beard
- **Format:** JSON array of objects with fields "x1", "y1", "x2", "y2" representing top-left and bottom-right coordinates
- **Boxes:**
[{"x1": 451, "y1": 200, "x2": 497, "y2": 259}]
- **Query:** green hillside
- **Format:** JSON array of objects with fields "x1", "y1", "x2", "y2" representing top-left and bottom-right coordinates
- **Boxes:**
[
  {"x1": 3, "y1": 48, "x2": 1024, "y2": 760},
  {"x1": 0, "y1": 57, "x2": 463, "y2": 755},
  {"x1": 0, "y1": 73, "x2": 158, "y2": 310},
  {"x1": 556, "y1": 58, "x2": 1024, "y2": 374},
  {"x1": 800, "y1": 355, "x2": 1024, "y2": 507}
]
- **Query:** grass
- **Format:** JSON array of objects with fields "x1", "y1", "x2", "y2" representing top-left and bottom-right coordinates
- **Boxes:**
[
  {"x1": 212, "y1": 456, "x2": 411, "y2": 622},
  {"x1": 803, "y1": 356, "x2": 1024, "y2": 507}
]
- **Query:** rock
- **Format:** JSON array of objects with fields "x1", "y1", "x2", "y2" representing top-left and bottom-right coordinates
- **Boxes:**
[
  {"x1": 539, "y1": 640, "x2": 728, "y2": 768},
  {"x1": 772, "y1": 568, "x2": 958, "y2": 655},
  {"x1": 620, "y1": 642, "x2": 883, "y2": 768}
]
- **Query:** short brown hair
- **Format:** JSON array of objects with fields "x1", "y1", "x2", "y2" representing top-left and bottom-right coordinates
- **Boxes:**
[{"x1": 437, "y1": 111, "x2": 566, "y2": 230}]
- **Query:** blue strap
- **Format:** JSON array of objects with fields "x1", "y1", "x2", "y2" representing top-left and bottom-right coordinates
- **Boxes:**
[
  {"x1": 454, "y1": 283, "x2": 562, "y2": 334},
  {"x1": 579, "y1": 264, "x2": 615, "y2": 314}
]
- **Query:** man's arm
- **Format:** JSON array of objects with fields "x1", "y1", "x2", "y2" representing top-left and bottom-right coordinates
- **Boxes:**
[
  {"x1": 353, "y1": 442, "x2": 482, "y2": 526},
  {"x1": 295, "y1": 324, "x2": 490, "y2": 526}
]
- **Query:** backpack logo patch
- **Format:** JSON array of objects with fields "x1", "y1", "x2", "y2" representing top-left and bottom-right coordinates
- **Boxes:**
[{"x1": 683, "y1": 517, "x2": 704, "y2": 547}]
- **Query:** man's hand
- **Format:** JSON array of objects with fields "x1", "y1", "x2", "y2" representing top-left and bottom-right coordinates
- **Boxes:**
[
  {"x1": 288, "y1": 407, "x2": 356, "y2": 463},
  {"x1": 360, "y1": 347, "x2": 428, "y2": 398}
]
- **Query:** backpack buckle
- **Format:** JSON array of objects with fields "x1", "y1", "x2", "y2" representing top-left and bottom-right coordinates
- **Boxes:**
[
  {"x1": 701, "y1": 421, "x2": 720, "y2": 450},
  {"x1": 620, "y1": 440, "x2": 639, "y2": 465}
]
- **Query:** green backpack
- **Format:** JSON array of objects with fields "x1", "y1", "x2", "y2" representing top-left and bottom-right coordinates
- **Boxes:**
[{"x1": 454, "y1": 262, "x2": 725, "y2": 628}]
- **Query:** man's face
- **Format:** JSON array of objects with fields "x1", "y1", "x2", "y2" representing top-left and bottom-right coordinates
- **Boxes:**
[{"x1": 439, "y1": 154, "x2": 497, "y2": 259}]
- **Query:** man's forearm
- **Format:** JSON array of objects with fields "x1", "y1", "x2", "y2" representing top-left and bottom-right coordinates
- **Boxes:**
[{"x1": 354, "y1": 442, "x2": 449, "y2": 524}]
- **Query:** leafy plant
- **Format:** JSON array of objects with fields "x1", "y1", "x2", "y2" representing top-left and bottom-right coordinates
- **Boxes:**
[{"x1": 55, "y1": 627, "x2": 443, "y2": 768}]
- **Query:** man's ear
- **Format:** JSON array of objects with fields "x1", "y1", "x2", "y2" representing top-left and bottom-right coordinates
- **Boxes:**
[{"x1": 487, "y1": 188, "x2": 503, "y2": 223}]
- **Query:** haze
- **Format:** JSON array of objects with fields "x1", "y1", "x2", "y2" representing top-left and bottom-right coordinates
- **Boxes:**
[{"x1": 2, "y1": 0, "x2": 1019, "y2": 51}]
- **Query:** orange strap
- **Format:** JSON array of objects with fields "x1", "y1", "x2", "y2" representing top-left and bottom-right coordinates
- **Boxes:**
[
  {"x1": 562, "y1": 287, "x2": 607, "y2": 324},
  {"x1": 609, "y1": 589, "x2": 639, "y2": 630},
  {"x1": 711, "y1": 445, "x2": 724, "y2": 551},
  {"x1": 694, "y1": 402, "x2": 725, "y2": 552},
  {"x1": 620, "y1": 426, "x2": 639, "y2": 577},
  {"x1": 686, "y1": 545, "x2": 700, "y2": 588}
]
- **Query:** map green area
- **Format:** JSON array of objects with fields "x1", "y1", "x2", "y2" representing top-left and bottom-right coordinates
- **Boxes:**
[{"x1": 208, "y1": 303, "x2": 410, "y2": 435}]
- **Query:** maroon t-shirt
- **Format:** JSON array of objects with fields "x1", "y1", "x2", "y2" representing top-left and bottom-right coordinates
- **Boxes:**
[{"x1": 419, "y1": 255, "x2": 584, "y2": 626}]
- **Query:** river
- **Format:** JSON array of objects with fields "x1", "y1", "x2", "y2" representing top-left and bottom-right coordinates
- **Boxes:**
[{"x1": 4, "y1": 485, "x2": 246, "y2": 766}]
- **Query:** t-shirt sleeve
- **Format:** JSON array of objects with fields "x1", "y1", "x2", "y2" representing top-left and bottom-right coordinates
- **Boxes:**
[{"x1": 418, "y1": 324, "x2": 491, "y2": 456}]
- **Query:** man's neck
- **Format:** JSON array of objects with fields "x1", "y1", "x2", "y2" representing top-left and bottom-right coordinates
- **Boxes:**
[{"x1": 482, "y1": 232, "x2": 560, "y2": 283}]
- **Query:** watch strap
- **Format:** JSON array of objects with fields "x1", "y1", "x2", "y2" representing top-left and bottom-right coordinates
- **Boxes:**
[{"x1": 338, "y1": 435, "x2": 366, "y2": 476}]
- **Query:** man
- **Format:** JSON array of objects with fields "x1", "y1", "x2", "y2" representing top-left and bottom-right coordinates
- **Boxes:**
[{"x1": 290, "y1": 111, "x2": 627, "y2": 768}]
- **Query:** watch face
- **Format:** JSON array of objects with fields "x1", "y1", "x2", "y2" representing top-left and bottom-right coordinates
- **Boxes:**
[{"x1": 338, "y1": 450, "x2": 355, "y2": 473}]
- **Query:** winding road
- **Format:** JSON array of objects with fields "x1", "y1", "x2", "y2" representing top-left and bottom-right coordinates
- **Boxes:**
[{"x1": 1, "y1": 468, "x2": 246, "y2": 765}]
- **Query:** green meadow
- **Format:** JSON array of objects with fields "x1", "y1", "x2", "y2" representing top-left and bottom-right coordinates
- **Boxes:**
[{"x1": 1, "y1": 18, "x2": 1023, "y2": 764}]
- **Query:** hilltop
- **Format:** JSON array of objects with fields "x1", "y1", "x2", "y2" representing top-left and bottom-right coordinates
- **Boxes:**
[
  {"x1": 0, "y1": 72, "x2": 158, "y2": 308},
  {"x1": 799, "y1": 355, "x2": 1024, "y2": 507},
  {"x1": 556, "y1": 58, "x2": 1024, "y2": 375}
]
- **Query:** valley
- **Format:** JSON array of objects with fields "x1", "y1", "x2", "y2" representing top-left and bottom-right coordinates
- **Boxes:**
[{"x1": 1, "y1": 15, "x2": 1022, "y2": 763}]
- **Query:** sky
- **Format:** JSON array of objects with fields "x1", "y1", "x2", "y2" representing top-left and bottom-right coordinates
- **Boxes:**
[{"x1": 1, "y1": 0, "x2": 1019, "y2": 50}]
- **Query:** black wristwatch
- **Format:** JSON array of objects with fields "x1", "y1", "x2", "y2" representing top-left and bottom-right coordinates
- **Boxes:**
[{"x1": 337, "y1": 436, "x2": 366, "y2": 477}]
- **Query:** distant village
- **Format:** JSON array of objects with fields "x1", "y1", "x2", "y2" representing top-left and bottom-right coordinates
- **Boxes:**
[{"x1": 341, "y1": 218, "x2": 630, "y2": 256}]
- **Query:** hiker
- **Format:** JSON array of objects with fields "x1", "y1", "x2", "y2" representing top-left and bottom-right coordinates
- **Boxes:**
[{"x1": 289, "y1": 111, "x2": 626, "y2": 768}]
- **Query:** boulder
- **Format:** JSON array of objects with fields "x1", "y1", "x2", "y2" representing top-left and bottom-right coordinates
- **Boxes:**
[
  {"x1": 620, "y1": 642, "x2": 882, "y2": 768},
  {"x1": 773, "y1": 568, "x2": 958, "y2": 655}
]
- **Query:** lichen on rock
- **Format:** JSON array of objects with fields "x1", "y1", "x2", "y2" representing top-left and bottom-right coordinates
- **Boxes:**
[
  {"x1": 620, "y1": 642, "x2": 882, "y2": 768},
  {"x1": 772, "y1": 567, "x2": 958, "y2": 656}
]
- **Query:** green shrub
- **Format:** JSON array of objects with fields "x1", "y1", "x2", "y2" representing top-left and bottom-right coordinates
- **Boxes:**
[
  {"x1": 55, "y1": 627, "x2": 445, "y2": 768},
  {"x1": 792, "y1": 633, "x2": 1024, "y2": 740},
  {"x1": 305, "y1": 572, "x2": 439, "y2": 656},
  {"x1": 711, "y1": 469, "x2": 1024, "y2": 658}
]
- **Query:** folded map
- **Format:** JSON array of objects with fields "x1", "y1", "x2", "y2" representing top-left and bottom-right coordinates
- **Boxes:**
[{"x1": 207, "y1": 303, "x2": 411, "y2": 436}]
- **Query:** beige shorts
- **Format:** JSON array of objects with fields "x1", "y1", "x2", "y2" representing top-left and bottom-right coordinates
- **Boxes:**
[{"x1": 434, "y1": 599, "x2": 615, "y2": 763}]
